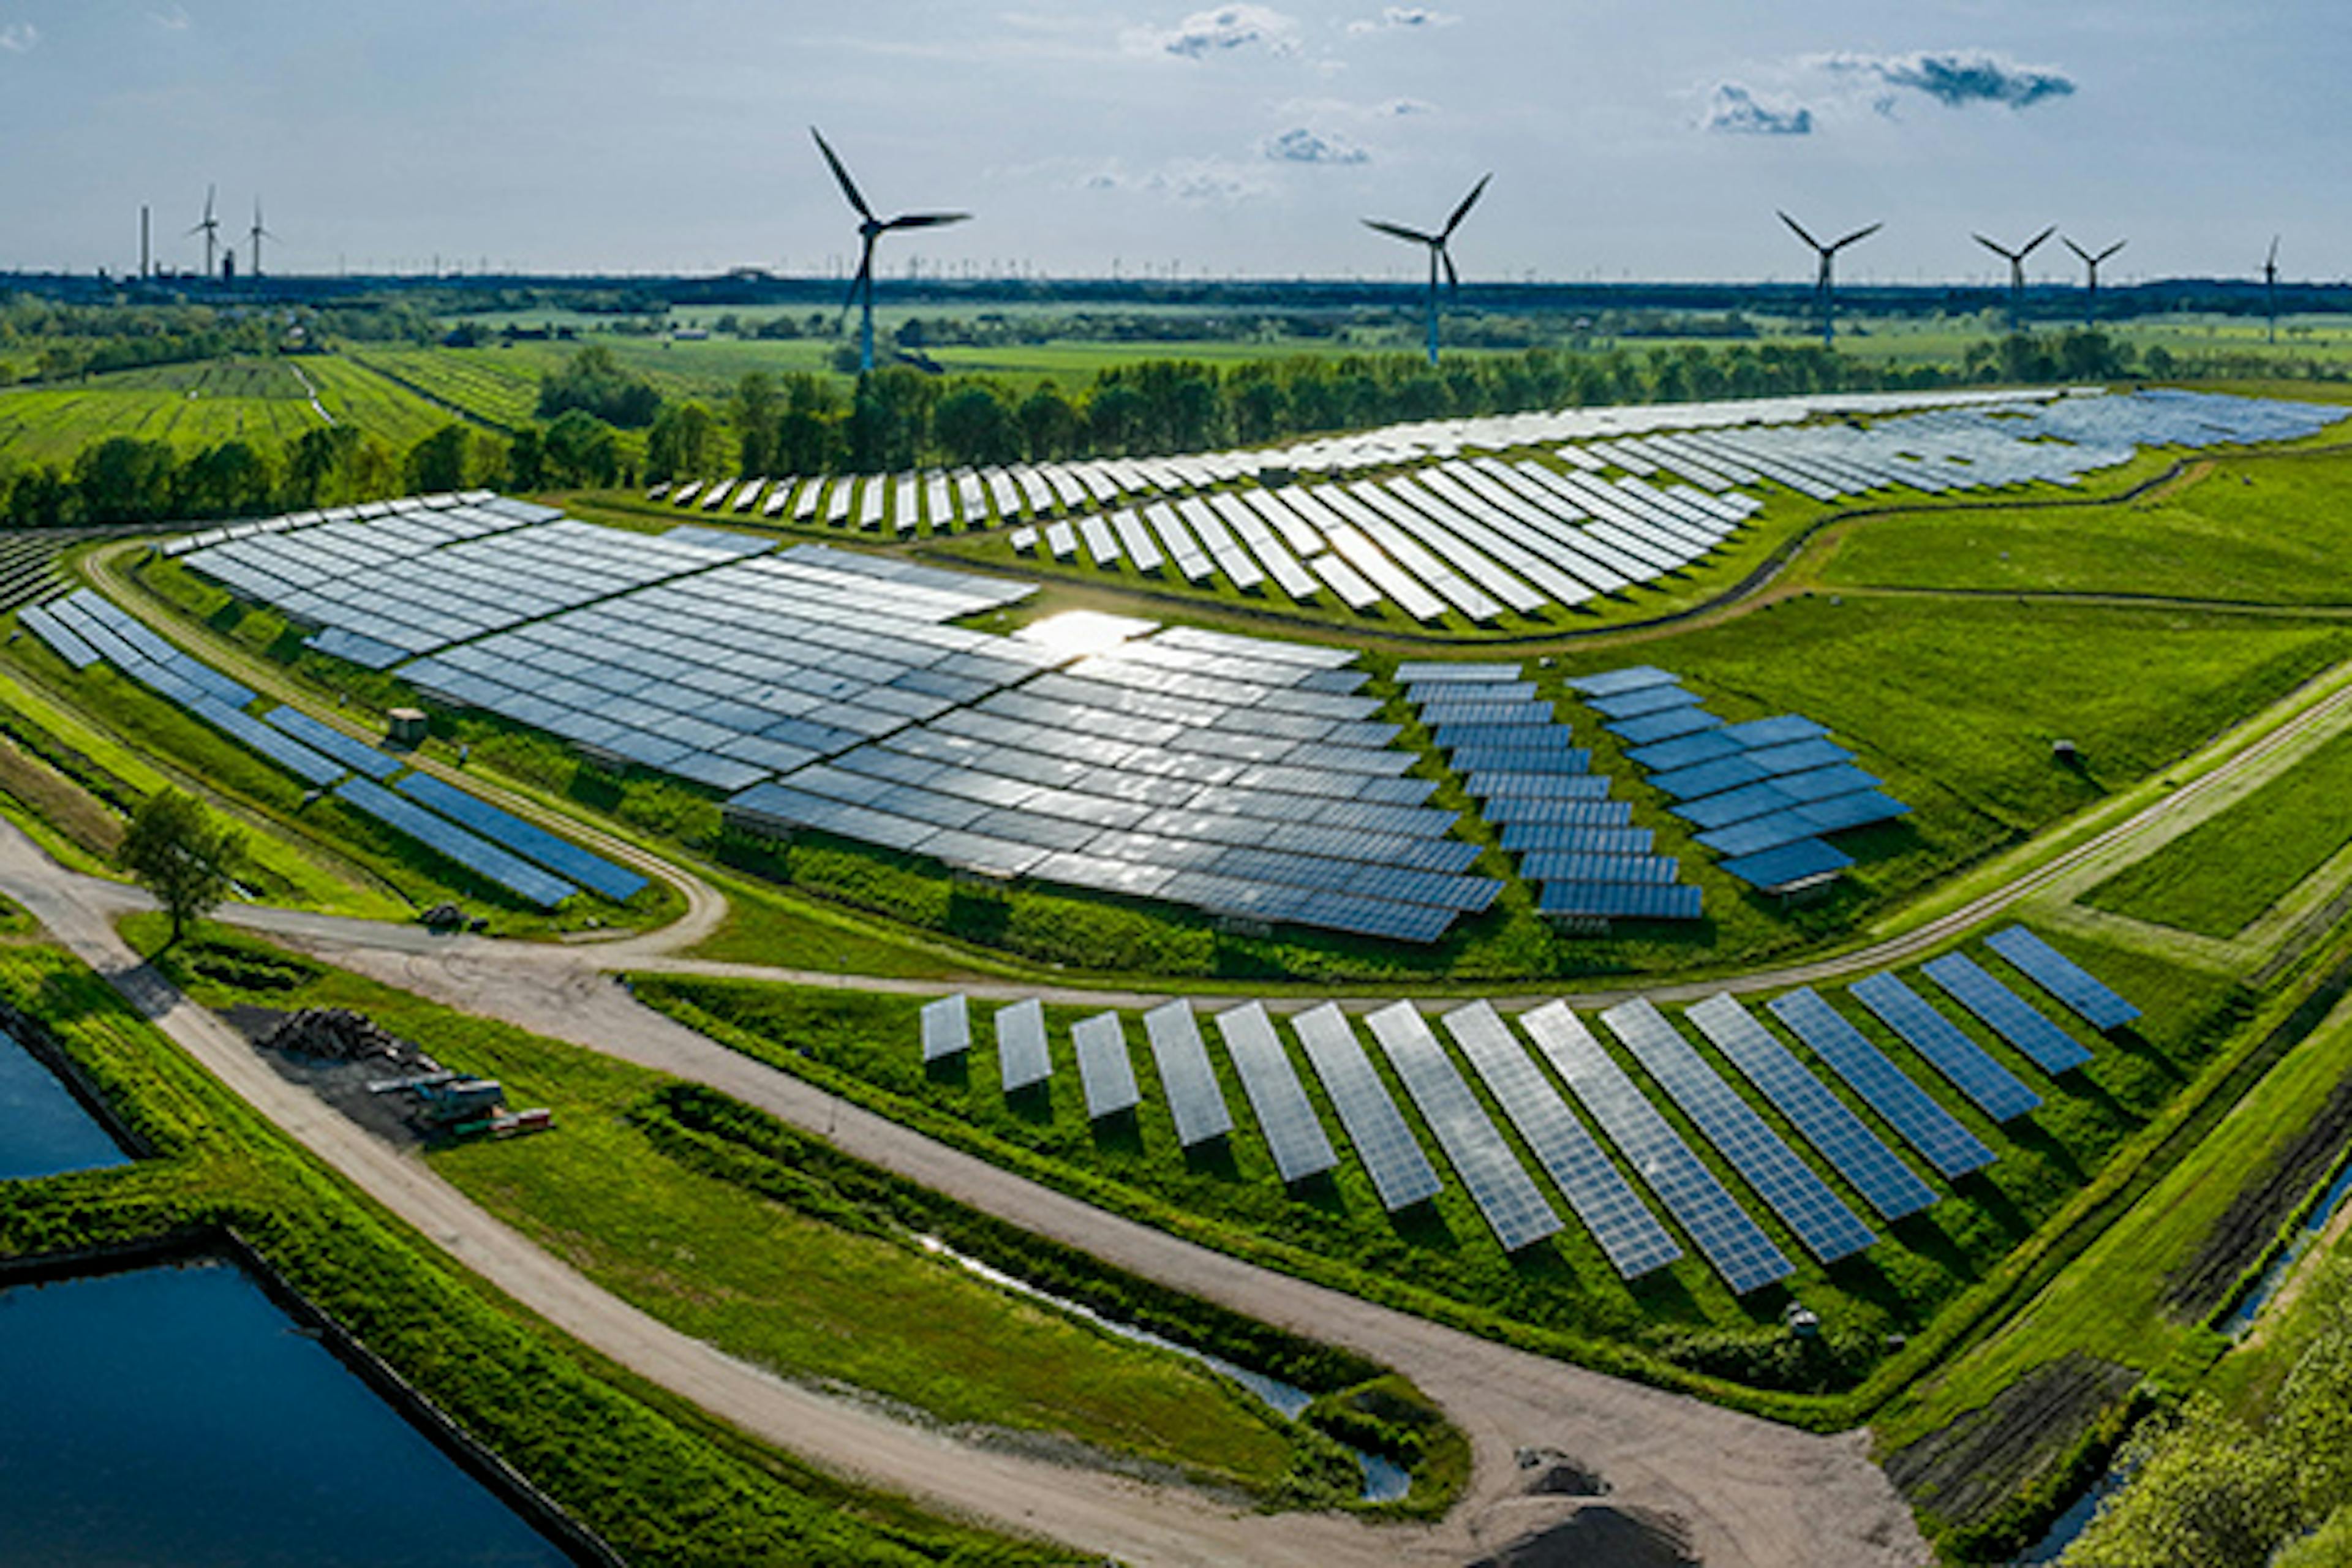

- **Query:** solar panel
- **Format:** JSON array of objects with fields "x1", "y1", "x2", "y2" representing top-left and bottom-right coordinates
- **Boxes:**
[
  {"x1": 1718, "y1": 837, "x2": 1852, "y2": 890},
  {"x1": 1071, "y1": 1012, "x2": 1140, "y2": 1119},
  {"x1": 1766, "y1": 989, "x2": 1994, "y2": 1180},
  {"x1": 995, "y1": 998, "x2": 1053, "y2": 1093},
  {"x1": 1212, "y1": 1003, "x2": 1338, "y2": 1184},
  {"x1": 1588, "y1": 685, "x2": 1701, "y2": 721},
  {"x1": 189, "y1": 698, "x2": 346, "y2": 786},
  {"x1": 331, "y1": 778, "x2": 579, "y2": 909},
  {"x1": 1519, "y1": 1001, "x2": 1792, "y2": 1294},
  {"x1": 1289, "y1": 1003, "x2": 1442, "y2": 1212},
  {"x1": 396, "y1": 772, "x2": 647, "y2": 902},
  {"x1": 1607, "y1": 707, "x2": 1722, "y2": 745},
  {"x1": 1923, "y1": 952, "x2": 2095, "y2": 1074},
  {"x1": 1849, "y1": 972, "x2": 2041, "y2": 1122},
  {"x1": 921, "y1": 995, "x2": 970, "y2": 1063},
  {"x1": 1537, "y1": 883, "x2": 1703, "y2": 921},
  {"x1": 1600, "y1": 999, "x2": 1876, "y2": 1265},
  {"x1": 1144, "y1": 1001, "x2": 1235, "y2": 1148},
  {"x1": 1364, "y1": 1001, "x2": 1559, "y2": 1253},
  {"x1": 1684, "y1": 994, "x2": 1937, "y2": 1223},
  {"x1": 1567, "y1": 666, "x2": 1679, "y2": 698},
  {"x1": 1985, "y1": 925, "x2": 2142, "y2": 1031},
  {"x1": 1440, "y1": 1002, "x2": 1679, "y2": 1278}
]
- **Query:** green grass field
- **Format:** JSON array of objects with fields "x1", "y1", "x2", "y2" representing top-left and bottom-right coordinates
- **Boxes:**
[{"x1": 2084, "y1": 725, "x2": 2352, "y2": 938}]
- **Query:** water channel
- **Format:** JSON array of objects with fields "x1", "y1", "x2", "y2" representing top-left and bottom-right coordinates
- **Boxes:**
[{"x1": 0, "y1": 1025, "x2": 128, "y2": 1180}]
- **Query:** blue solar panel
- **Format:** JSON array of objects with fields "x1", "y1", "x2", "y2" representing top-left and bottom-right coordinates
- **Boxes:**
[
  {"x1": 1521, "y1": 1001, "x2": 1792, "y2": 1294},
  {"x1": 1470, "y1": 772, "x2": 1613, "y2": 802},
  {"x1": 1291, "y1": 1003, "x2": 1442, "y2": 1212},
  {"x1": 1719, "y1": 837, "x2": 1852, "y2": 889},
  {"x1": 1213, "y1": 1003, "x2": 1337, "y2": 1185},
  {"x1": 397, "y1": 772, "x2": 648, "y2": 902},
  {"x1": 1686, "y1": 994, "x2": 1937, "y2": 1223},
  {"x1": 1922, "y1": 953, "x2": 2094, "y2": 1074},
  {"x1": 1520, "y1": 851, "x2": 1680, "y2": 885},
  {"x1": 1796, "y1": 790, "x2": 1911, "y2": 834},
  {"x1": 1719, "y1": 715, "x2": 1830, "y2": 750},
  {"x1": 1768, "y1": 989, "x2": 1994, "y2": 1180},
  {"x1": 1698, "y1": 810, "x2": 1834, "y2": 859},
  {"x1": 1447, "y1": 745, "x2": 1593, "y2": 776},
  {"x1": 1675, "y1": 782, "x2": 1800, "y2": 830},
  {"x1": 1648, "y1": 755, "x2": 1769, "y2": 800},
  {"x1": 1601, "y1": 999, "x2": 1877, "y2": 1265},
  {"x1": 1441, "y1": 1002, "x2": 1680, "y2": 1279},
  {"x1": 1365, "y1": 1001, "x2": 1561, "y2": 1253},
  {"x1": 1537, "y1": 882, "x2": 1703, "y2": 920},
  {"x1": 1626, "y1": 729, "x2": 1746, "y2": 772},
  {"x1": 1985, "y1": 925, "x2": 2142, "y2": 1031},
  {"x1": 333, "y1": 778, "x2": 579, "y2": 909},
  {"x1": 1486, "y1": 797, "x2": 1646, "y2": 828},
  {"x1": 1499, "y1": 821, "x2": 1646, "y2": 854},
  {"x1": 1849, "y1": 972, "x2": 2040, "y2": 1122},
  {"x1": 1744, "y1": 738, "x2": 1855, "y2": 777},
  {"x1": 1607, "y1": 707, "x2": 1721, "y2": 745},
  {"x1": 1566, "y1": 666, "x2": 1678, "y2": 698},
  {"x1": 189, "y1": 696, "x2": 347, "y2": 786},
  {"x1": 262, "y1": 706, "x2": 404, "y2": 781},
  {"x1": 1588, "y1": 685, "x2": 1701, "y2": 720}
]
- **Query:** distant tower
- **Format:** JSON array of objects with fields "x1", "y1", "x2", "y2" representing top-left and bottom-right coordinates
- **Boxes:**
[
  {"x1": 248, "y1": 199, "x2": 275, "y2": 279},
  {"x1": 222, "y1": 248, "x2": 236, "y2": 284},
  {"x1": 140, "y1": 206, "x2": 151, "y2": 279}
]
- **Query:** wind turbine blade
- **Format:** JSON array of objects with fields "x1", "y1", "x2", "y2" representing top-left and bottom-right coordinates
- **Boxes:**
[
  {"x1": 2062, "y1": 236, "x2": 2091, "y2": 264},
  {"x1": 884, "y1": 211, "x2": 972, "y2": 231},
  {"x1": 809, "y1": 126, "x2": 876, "y2": 221},
  {"x1": 1363, "y1": 219, "x2": 1436, "y2": 245},
  {"x1": 1972, "y1": 233, "x2": 2010, "y2": 260},
  {"x1": 2098, "y1": 239, "x2": 2127, "y2": 263},
  {"x1": 1830, "y1": 222, "x2": 1882, "y2": 252},
  {"x1": 1442, "y1": 247, "x2": 1459, "y2": 289},
  {"x1": 1442, "y1": 173, "x2": 1491, "y2": 239},
  {"x1": 1777, "y1": 210, "x2": 1821, "y2": 251},
  {"x1": 2268, "y1": 235, "x2": 2280, "y2": 267},
  {"x1": 2021, "y1": 224, "x2": 2057, "y2": 257}
]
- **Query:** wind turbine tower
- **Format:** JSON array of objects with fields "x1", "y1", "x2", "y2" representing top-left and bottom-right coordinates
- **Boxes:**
[
  {"x1": 2264, "y1": 236, "x2": 2281, "y2": 344},
  {"x1": 1777, "y1": 211, "x2": 1881, "y2": 349},
  {"x1": 1363, "y1": 175, "x2": 1490, "y2": 367},
  {"x1": 2061, "y1": 237, "x2": 2125, "y2": 327},
  {"x1": 810, "y1": 127, "x2": 971, "y2": 374},
  {"x1": 189, "y1": 185, "x2": 222, "y2": 279},
  {"x1": 1973, "y1": 226, "x2": 2056, "y2": 333},
  {"x1": 249, "y1": 199, "x2": 276, "y2": 279}
]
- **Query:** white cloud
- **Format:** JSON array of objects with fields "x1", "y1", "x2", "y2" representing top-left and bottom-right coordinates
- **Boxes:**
[
  {"x1": 149, "y1": 4, "x2": 193, "y2": 31},
  {"x1": 1125, "y1": 4, "x2": 1298, "y2": 60},
  {"x1": 1263, "y1": 127, "x2": 1370, "y2": 164},
  {"x1": 1080, "y1": 157, "x2": 1277, "y2": 203},
  {"x1": 1700, "y1": 82, "x2": 1813, "y2": 136},
  {"x1": 1346, "y1": 6, "x2": 1460, "y2": 34},
  {"x1": 0, "y1": 21, "x2": 39, "y2": 52}
]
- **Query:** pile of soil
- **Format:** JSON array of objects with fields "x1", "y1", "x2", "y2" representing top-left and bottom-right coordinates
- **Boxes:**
[
  {"x1": 1469, "y1": 1505, "x2": 1696, "y2": 1568},
  {"x1": 227, "y1": 1005, "x2": 441, "y2": 1149},
  {"x1": 1516, "y1": 1448, "x2": 1608, "y2": 1498}
]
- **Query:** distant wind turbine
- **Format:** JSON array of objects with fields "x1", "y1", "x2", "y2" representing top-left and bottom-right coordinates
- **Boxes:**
[
  {"x1": 1363, "y1": 174, "x2": 1491, "y2": 367},
  {"x1": 2061, "y1": 236, "x2": 2125, "y2": 327},
  {"x1": 810, "y1": 127, "x2": 971, "y2": 374},
  {"x1": 248, "y1": 198, "x2": 276, "y2": 279},
  {"x1": 188, "y1": 184, "x2": 221, "y2": 278},
  {"x1": 1777, "y1": 211, "x2": 1881, "y2": 349},
  {"x1": 1973, "y1": 225, "x2": 2057, "y2": 332},
  {"x1": 2264, "y1": 235, "x2": 2282, "y2": 344}
]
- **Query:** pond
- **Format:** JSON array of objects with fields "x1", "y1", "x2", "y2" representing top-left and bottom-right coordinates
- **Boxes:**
[
  {"x1": 0, "y1": 1259, "x2": 583, "y2": 1566},
  {"x1": 0, "y1": 1025, "x2": 129, "y2": 1180}
]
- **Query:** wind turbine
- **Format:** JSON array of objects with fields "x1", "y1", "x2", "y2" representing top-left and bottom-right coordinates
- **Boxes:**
[
  {"x1": 2061, "y1": 236, "x2": 2125, "y2": 327},
  {"x1": 1777, "y1": 211, "x2": 1881, "y2": 349},
  {"x1": 1973, "y1": 225, "x2": 2056, "y2": 333},
  {"x1": 1363, "y1": 174, "x2": 1491, "y2": 367},
  {"x1": 248, "y1": 198, "x2": 277, "y2": 278},
  {"x1": 188, "y1": 184, "x2": 222, "y2": 278},
  {"x1": 810, "y1": 127, "x2": 971, "y2": 374},
  {"x1": 2263, "y1": 236, "x2": 2281, "y2": 344}
]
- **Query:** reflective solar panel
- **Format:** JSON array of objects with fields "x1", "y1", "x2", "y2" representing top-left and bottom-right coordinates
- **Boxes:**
[
  {"x1": 396, "y1": 772, "x2": 647, "y2": 902},
  {"x1": 1600, "y1": 998, "x2": 1877, "y2": 1264},
  {"x1": 1071, "y1": 1012, "x2": 1141, "y2": 1119},
  {"x1": 1567, "y1": 665, "x2": 1680, "y2": 698},
  {"x1": 1719, "y1": 837, "x2": 1852, "y2": 889},
  {"x1": 1923, "y1": 952, "x2": 2094, "y2": 1074},
  {"x1": 1290, "y1": 1003, "x2": 1442, "y2": 1212},
  {"x1": 1144, "y1": 1000, "x2": 1235, "y2": 1148},
  {"x1": 1767, "y1": 988, "x2": 1994, "y2": 1180},
  {"x1": 921, "y1": 995, "x2": 970, "y2": 1063},
  {"x1": 1850, "y1": 972, "x2": 2040, "y2": 1122},
  {"x1": 1519, "y1": 1001, "x2": 1792, "y2": 1294},
  {"x1": 1607, "y1": 706, "x2": 1722, "y2": 745},
  {"x1": 1365, "y1": 1001, "x2": 1559, "y2": 1253},
  {"x1": 1685, "y1": 994, "x2": 1937, "y2": 1223},
  {"x1": 1985, "y1": 925, "x2": 2142, "y2": 1031},
  {"x1": 1441, "y1": 1002, "x2": 1679, "y2": 1278},
  {"x1": 995, "y1": 998, "x2": 1053, "y2": 1093},
  {"x1": 1213, "y1": 1003, "x2": 1337, "y2": 1184},
  {"x1": 1537, "y1": 883, "x2": 1704, "y2": 921},
  {"x1": 331, "y1": 778, "x2": 578, "y2": 909}
]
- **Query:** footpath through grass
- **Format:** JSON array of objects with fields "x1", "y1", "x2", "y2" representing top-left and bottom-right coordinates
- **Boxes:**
[{"x1": 2083, "y1": 723, "x2": 2352, "y2": 938}]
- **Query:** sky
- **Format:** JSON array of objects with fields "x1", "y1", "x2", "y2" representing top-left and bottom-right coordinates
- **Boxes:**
[{"x1": 0, "y1": 0, "x2": 2342, "y2": 285}]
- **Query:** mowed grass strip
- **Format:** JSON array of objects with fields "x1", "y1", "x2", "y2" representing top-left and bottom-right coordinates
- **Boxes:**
[
  {"x1": 2084, "y1": 723, "x2": 2352, "y2": 937},
  {"x1": 130, "y1": 919, "x2": 1314, "y2": 1495}
]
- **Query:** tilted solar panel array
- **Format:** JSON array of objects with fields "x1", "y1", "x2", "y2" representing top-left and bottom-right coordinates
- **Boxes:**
[
  {"x1": 921, "y1": 996, "x2": 970, "y2": 1063},
  {"x1": 1071, "y1": 1012, "x2": 1141, "y2": 1120},
  {"x1": 1985, "y1": 925, "x2": 2142, "y2": 1031},
  {"x1": 1922, "y1": 952, "x2": 2094, "y2": 1074},
  {"x1": 1291, "y1": 1002, "x2": 1443, "y2": 1212},
  {"x1": 1366, "y1": 1001, "x2": 1562, "y2": 1253},
  {"x1": 1213, "y1": 1003, "x2": 1338, "y2": 1185},
  {"x1": 1766, "y1": 988, "x2": 1995, "y2": 1180},
  {"x1": 995, "y1": 999, "x2": 1053, "y2": 1094},
  {"x1": 1850, "y1": 971, "x2": 2041, "y2": 1123},
  {"x1": 1572, "y1": 666, "x2": 1908, "y2": 892},
  {"x1": 1145, "y1": 1001, "x2": 1235, "y2": 1149},
  {"x1": 1401, "y1": 666, "x2": 1700, "y2": 922}
]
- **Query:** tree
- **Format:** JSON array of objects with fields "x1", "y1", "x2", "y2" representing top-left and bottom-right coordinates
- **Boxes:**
[
  {"x1": 645, "y1": 401, "x2": 718, "y2": 483},
  {"x1": 73, "y1": 436, "x2": 178, "y2": 523},
  {"x1": 505, "y1": 425, "x2": 546, "y2": 490},
  {"x1": 729, "y1": 373, "x2": 782, "y2": 476},
  {"x1": 542, "y1": 409, "x2": 621, "y2": 487},
  {"x1": 933, "y1": 382, "x2": 1021, "y2": 468},
  {"x1": 535, "y1": 344, "x2": 662, "y2": 428},
  {"x1": 174, "y1": 440, "x2": 276, "y2": 518},
  {"x1": 116, "y1": 789, "x2": 244, "y2": 945},
  {"x1": 404, "y1": 423, "x2": 476, "y2": 492}
]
